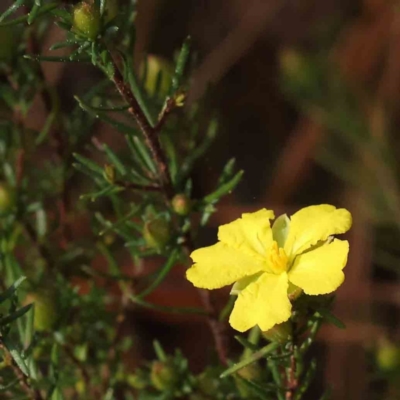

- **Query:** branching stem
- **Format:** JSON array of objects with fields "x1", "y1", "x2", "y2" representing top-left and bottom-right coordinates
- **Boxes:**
[{"x1": 106, "y1": 48, "x2": 229, "y2": 364}]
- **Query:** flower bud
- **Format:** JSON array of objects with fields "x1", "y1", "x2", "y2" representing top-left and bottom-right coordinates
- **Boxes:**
[
  {"x1": 171, "y1": 193, "x2": 191, "y2": 216},
  {"x1": 140, "y1": 55, "x2": 173, "y2": 97},
  {"x1": 24, "y1": 290, "x2": 57, "y2": 332},
  {"x1": 127, "y1": 372, "x2": 147, "y2": 389},
  {"x1": 262, "y1": 320, "x2": 292, "y2": 344},
  {"x1": 0, "y1": 182, "x2": 15, "y2": 215},
  {"x1": 72, "y1": 2, "x2": 101, "y2": 41},
  {"x1": 103, "y1": 163, "x2": 116, "y2": 184},
  {"x1": 376, "y1": 337, "x2": 400, "y2": 371},
  {"x1": 143, "y1": 218, "x2": 171, "y2": 251},
  {"x1": 279, "y1": 48, "x2": 314, "y2": 90},
  {"x1": 235, "y1": 364, "x2": 262, "y2": 397},
  {"x1": 196, "y1": 368, "x2": 219, "y2": 395},
  {"x1": 150, "y1": 360, "x2": 178, "y2": 391}
]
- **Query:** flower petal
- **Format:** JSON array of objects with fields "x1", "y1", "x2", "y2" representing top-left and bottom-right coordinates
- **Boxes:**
[
  {"x1": 218, "y1": 209, "x2": 275, "y2": 258},
  {"x1": 187, "y1": 242, "x2": 266, "y2": 290},
  {"x1": 288, "y1": 239, "x2": 349, "y2": 295},
  {"x1": 284, "y1": 204, "x2": 352, "y2": 257},
  {"x1": 229, "y1": 272, "x2": 291, "y2": 332}
]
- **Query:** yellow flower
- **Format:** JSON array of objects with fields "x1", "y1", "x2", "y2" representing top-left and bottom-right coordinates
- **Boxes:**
[{"x1": 186, "y1": 205, "x2": 352, "y2": 332}]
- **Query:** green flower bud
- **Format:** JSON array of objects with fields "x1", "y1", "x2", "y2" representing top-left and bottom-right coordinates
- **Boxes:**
[
  {"x1": 235, "y1": 364, "x2": 262, "y2": 397},
  {"x1": 0, "y1": 182, "x2": 15, "y2": 215},
  {"x1": 150, "y1": 360, "x2": 178, "y2": 391},
  {"x1": 376, "y1": 338, "x2": 400, "y2": 371},
  {"x1": 196, "y1": 368, "x2": 219, "y2": 396},
  {"x1": 143, "y1": 218, "x2": 171, "y2": 251},
  {"x1": 127, "y1": 372, "x2": 147, "y2": 389},
  {"x1": 279, "y1": 48, "x2": 314, "y2": 90},
  {"x1": 171, "y1": 193, "x2": 191, "y2": 216},
  {"x1": 24, "y1": 290, "x2": 57, "y2": 332},
  {"x1": 0, "y1": 27, "x2": 16, "y2": 62},
  {"x1": 72, "y1": 2, "x2": 101, "y2": 41},
  {"x1": 262, "y1": 321, "x2": 292, "y2": 344},
  {"x1": 140, "y1": 55, "x2": 173, "y2": 97}
]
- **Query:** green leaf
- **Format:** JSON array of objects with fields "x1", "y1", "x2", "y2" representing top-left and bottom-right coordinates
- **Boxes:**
[
  {"x1": 130, "y1": 136, "x2": 157, "y2": 175},
  {"x1": 102, "y1": 143, "x2": 127, "y2": 176},
  {"x1": 24, "y1": 55, "x2": 90, "y2": 63},
  {"x1": 294, "y1": 359, "x2": 317, "y2": 400},
  {"x1": 125, "y1": 54, "x2": 156, "y2": 126},
  {"x1": 218, "y1": 158, "x2": 236, "y2": 184},
  {"x1": 73, "y1": 153, "x2": 104, "y2": 175},
  {"x1": 235, "y1": 336, "x2": 259, "y2": 353},
  {"x1": 316, "y1": 309, "x2": 345, "y2": 329},
  {"x1": 0, "y1": 276, "x2": 26, "y2": 304},
  {"x1": 203, "y1": 170, "x2": 244, "y2": 204},
  {"x1": 79, "y1": 185, "x2": 121, "y2": 201},
  {"x1": 170, "y1": 36, "x2": 191, "y2": 94},
  {"x1": 220, "y1": 342, "x2": 279, "y2": 378},
  {"x1": 0, "y1": 0, "x2": 25, "y2": 23},
  {"x1": 2, "y1": 337, "x2": 30, "y2": 377},
  {"x1": 0, "y1": 304, "x2": 33, "y2": 327},
  {"x1": 28, "y1": 3, "x2": 41, "y2": 24},
  {"x1": 153, "y1": 340, "x2": 167, "y2": 362},
  {"x1": 74, "y1": 95, "x2": 138, "y2": 135},
  {"x1": 136, "y1": 249, "x2": 178, "y2": 299}
]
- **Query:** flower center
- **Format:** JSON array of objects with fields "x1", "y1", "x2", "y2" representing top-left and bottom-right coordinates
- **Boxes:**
[{"x1": 268, "y1": 241, "x2": 288, "y2": 274}]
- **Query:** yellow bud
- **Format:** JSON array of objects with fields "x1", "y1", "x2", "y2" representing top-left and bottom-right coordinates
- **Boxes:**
[
  {"x1": 72, "y1": 2, "x2": 101, "y2": 41},
  {"x1": 24, "y1": 290, "x2": 57, "y2": 332},
  {"x1": 140, "y1": 55, "x2": 173, "y2": 98},
  {"x1": 376, "y1": 338, "x2": 400, "y2": 371},
  {"x1": 143, "y1": 218, "x2": 171, "y2": 251},
  {"x1": 0, "y1": 182, "x2": 15, "y2": 215},
  {"x1": 150, "y1": 360, "x2": 178, "y2": 391},
  {"x1": 171, "y1": 193, "x2": 191, "y2": 216},
  {"x1": 103, "y1": 163, "x2": 116, "y2": 183}
]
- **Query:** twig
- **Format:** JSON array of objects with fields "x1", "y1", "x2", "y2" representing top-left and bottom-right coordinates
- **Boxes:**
[
  {"x1": 107, "y1": 50, "x2": 174, "y2": 199},
  {"x1": 107, "y1": 48, "x2": 230, "y2": 364},
  {"x1": 154, "y1": 96, "x2": 180, "y2": 133},
  {"x1": 0, "y1": 341, "x2": 43, "y2": 400}
]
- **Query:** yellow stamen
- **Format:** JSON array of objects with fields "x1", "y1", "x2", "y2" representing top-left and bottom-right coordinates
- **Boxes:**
[{"x1": 268, "y1": 241, "x2": 288, "y2": 273}]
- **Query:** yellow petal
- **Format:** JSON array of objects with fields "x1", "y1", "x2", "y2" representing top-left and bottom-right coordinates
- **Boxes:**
[
  {"x1": 218, "y1": 209, "x2": 275, "y2": 258},
  {"x1": 284, "y1": 204, "x2": 352, "y2": 257},
  {"x1": 229, "y1": 272, "x2": 291, "y2": 332},
  {"x1": 187, "y1": 242, "x2": 266, "y2": 290},
  {"x1": 288, "y1": 239, "x2": 349, "y2": 295}
]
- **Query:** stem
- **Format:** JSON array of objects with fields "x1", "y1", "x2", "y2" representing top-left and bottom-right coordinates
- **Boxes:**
[
  {"x1": 285, "y1": 342, "x2": 298, "y2": 399},
  {"x1": 106, "y1": 49, "x2": 230, "y2": 364},
  {"x1": 107, "y1": 50, "x2": 174, "y2": 198}
]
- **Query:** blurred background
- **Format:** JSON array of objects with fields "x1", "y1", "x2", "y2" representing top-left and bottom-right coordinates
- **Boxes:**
[{"x1": 5, "y1": 0, "x2": 400, "y2": 398}]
